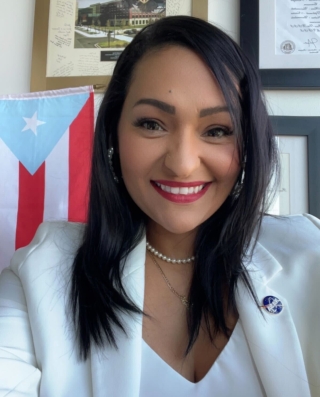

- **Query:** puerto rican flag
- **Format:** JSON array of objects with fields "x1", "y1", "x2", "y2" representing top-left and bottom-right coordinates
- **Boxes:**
[{"x1": 0, "y1": 86, "x2": 94, "y2": 271}]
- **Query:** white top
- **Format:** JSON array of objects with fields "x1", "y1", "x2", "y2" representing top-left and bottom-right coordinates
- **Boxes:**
[
  {"x1": 140, "y1": 320, "x2": 266, "y2": 397},
  {"x1": 1, "y1": 215, "x2": 319, "y2": 396}
]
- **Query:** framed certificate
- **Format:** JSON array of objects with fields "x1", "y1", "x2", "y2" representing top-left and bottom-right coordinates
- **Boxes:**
[
  {"x1": 240, "y1": 0, "x2": 320, "y2": 89},
  {"x1": 270, "y1": 116, "x2": 320, "y2": 218},
  {"x1": 31, "y1": 0, "x2": 208, "y2": 92}
]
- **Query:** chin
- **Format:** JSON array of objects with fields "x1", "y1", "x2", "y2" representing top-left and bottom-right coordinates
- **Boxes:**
[{"x1": 148, "y1": 214, "x2": 205, "y2": 236}]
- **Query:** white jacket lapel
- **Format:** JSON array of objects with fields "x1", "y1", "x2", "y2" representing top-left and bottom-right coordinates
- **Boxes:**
[
  {"x1": 90, "y1": 237, "x2": 146, "y2": 397},
  {"x1": 238, "y1": 242, "x2": 311, "y2": 397}
]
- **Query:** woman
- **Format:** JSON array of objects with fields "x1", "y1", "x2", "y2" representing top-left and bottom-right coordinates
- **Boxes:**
[{"x1": 0, "y1": 16, "x2": 319, "y2": 397}]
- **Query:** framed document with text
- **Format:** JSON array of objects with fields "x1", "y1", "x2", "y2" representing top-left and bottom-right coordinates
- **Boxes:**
[
  {"x1": 31, "y1": 0, "x2": 208, "y2": 92},
  {"x1": 270, "y1": 116, "x2": 320, "y2": 218},
  {"x1": 240, "y1": 0, "x2": 320, "y2": 89}
]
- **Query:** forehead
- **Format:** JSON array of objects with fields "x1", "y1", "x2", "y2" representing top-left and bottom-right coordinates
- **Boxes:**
[{"x1": 125, "y1": 45, "x2": 227, "y2": 107}]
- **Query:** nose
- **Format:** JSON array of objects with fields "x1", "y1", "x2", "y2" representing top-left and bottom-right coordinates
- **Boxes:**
[{"x1": 163, "y1": 130, "x2": 201, "y2": 178}]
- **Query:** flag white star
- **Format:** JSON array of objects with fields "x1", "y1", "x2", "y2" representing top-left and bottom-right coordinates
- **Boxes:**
[{"x1": 22, "y1": 111, "x2": 46, "y2": 136}]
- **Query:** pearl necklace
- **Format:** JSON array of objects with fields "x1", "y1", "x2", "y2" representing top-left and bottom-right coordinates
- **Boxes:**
[{"x1": 146, "y1": 241, "x2": 195, "y2": 264}]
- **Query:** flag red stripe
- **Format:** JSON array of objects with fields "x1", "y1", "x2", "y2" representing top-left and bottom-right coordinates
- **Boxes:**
[
  {"x1": 68, "y1": 93, "x2": 94, "y2": 222},
  {"x1": 16, "y1": 163, "x2": 45, "y2": 249}
]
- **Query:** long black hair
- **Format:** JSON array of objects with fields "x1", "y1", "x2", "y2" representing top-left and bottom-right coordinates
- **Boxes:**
[{"x1": 70, "y1": 16, "x2": 279, "y2": 359}]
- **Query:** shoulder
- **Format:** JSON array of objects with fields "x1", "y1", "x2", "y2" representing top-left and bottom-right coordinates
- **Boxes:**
[
  {"x1": 259, "y1": 213, "x2": 320, "y2": 256},
  {"x1": 9, "y1": 221, "x2": 85, "y2": 283},
  {"x1": 260, "y1": 213, "x2": 320, "y2": 236},
  {"x1": 257, "y1": 213, "x2": 320, "y2": 282},
  {"x1": 251, "y1": 214, "x2": 320, "y2": 294},
  {"x1": 0, "y1": 222, "x2": 87, "y2": 379}
]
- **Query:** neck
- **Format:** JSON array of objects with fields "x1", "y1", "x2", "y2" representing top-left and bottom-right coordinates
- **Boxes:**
[{"x1": 146, "y1": 220, "x2": 197, "y2": 260}]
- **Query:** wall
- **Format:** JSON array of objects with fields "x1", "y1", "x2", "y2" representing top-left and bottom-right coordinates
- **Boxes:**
[
  {"x1": 1, "y1": 0, "x2": 319, "y2": 116},
  {"x1": 0, "y1": 0, "x2": 36, "y2": 95}
]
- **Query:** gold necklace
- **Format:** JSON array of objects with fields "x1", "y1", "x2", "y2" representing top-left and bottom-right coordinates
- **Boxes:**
[{"x1": 148, "y1": 252, "x2": 190, "y2": 308}]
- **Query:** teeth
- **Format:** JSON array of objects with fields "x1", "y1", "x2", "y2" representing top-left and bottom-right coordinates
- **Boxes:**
[
  {"x1": 156, "y1": 183, "x2": 205, "y2": 195},
  {"x1": 180, "y1": 187, "x2": 189, "y2": 195}
]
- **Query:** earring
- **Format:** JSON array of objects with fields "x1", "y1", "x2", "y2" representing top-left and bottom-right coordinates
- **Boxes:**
[
  {"x1": 233, "y1": 161, "x2": 245, "y2": 197},
  {"x1": 233, "y1": 180, "x2": 243, "y2": 196},
  {"x1": 108, "y1": 147, "x2": 119, "y2": 183}
]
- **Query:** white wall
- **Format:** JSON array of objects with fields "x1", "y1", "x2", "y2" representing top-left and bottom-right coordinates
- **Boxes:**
[
  {"x1": 1, "y1": 0, "x2": 320, "y2": 118},
  {"x1": 0, "y1": 0, "x2": 36, "y2": 95}
]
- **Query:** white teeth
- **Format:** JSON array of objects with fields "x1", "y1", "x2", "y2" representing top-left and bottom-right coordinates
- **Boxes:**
[
  {"x1": 155, "y1": 183, "x2": 205, "y2": 195},
  {"x1": 180, "y1": 187, "x2": 189, "y2": 195}
]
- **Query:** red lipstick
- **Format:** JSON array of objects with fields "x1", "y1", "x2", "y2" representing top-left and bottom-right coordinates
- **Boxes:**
[{"x1": 151, "y1": 180, "x2": 211, "y2": 204}]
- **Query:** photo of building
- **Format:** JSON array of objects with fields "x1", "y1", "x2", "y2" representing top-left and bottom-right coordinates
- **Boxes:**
[{"x1": 75, "y1": 0, "x2": 165, "y2": 50}]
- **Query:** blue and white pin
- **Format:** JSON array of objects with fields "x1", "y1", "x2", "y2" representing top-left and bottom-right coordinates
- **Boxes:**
[{"x1": 261, "y1": 296, "x2": 284, "y2": 314}]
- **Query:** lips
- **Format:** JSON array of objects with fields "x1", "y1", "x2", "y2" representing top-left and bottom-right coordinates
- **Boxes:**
[{"x1": 151, "y1": 180, "x2": 211, "y2": 203}]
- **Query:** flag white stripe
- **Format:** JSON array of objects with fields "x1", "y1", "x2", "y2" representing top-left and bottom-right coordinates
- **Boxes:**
[
  {"x1": 0, "y1": 139, "x2": 19, "y2": 272},
  {"x1": 43, "y1": 129, "x2": 69, "y2": 222}
]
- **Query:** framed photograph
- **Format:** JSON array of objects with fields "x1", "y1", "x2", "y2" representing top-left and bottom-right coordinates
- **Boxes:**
[
  {"x1": 270, "y1": 116, "x2": 320, "y2": 218},
  {"x1": 31, "y1": 0, "x2": 208, "y2": 92},
  {"x1": 240, "y1": 0, "x2": 320, "y2": 89}
]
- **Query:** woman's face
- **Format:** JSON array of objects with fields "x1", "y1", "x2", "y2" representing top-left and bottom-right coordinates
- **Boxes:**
[{"x1": 118, "y1": 45, "x2": 240, "y2": 235}]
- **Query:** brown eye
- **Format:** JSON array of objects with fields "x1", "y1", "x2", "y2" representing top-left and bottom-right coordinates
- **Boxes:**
[
  {"x1": 134, "y1": 118, "x2": 164, "y2": 131},
  {"x1": 142, "y1": 120, "x2": 163, "y2": 130},
  {"x1": 204, "y1": 127, "x2": 233, "y2": 138}
]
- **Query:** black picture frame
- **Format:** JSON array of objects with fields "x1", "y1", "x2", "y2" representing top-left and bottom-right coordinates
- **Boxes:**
[
  {"x1": 240, "y1": 0, "x2": 320, "y2": 89},
  {"x1": 270, "y1": 116, "x2": 320, "y2": 217}
]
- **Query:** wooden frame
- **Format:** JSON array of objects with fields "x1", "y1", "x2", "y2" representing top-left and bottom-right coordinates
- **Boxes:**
[
  {"x1": 30, "y1": 0, "x2": 208, "y2": 92},
  {"x1": 270, "y1": 116, "x2": 320, "y2": 217},
  {"x1": 240, "y1": 0, "x2": 320, "y2": 89}
]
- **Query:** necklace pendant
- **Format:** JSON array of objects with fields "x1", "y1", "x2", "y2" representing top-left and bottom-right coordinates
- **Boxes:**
[{"x1": 181, "y1": 297, "x2": 189, "y2": 308}]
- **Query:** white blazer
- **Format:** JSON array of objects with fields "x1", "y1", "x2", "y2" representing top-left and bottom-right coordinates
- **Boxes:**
[{"x1": 0, "y1": 214, "x2": 319, "y2": 397}]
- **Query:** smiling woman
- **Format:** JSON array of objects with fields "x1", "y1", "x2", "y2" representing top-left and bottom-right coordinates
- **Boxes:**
[{"x1": 1, "y1": 15, "x2": 320, "y2": 397}]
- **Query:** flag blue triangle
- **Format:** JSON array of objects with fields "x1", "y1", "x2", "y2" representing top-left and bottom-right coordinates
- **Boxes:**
[{"x1": 0, "y1": 92, "x2": 90, "y2": 175}]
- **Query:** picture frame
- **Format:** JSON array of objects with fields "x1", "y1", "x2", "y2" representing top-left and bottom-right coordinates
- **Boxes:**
[
  {"x1": 30, "y1": 0, "x2": 208, "y2": 92},
  {"x1": 240, "y1": 0, "x2": 320, "y2": 89},
  {"x1": 270, "y1": 116, "x2": 320, "y2": 218}
]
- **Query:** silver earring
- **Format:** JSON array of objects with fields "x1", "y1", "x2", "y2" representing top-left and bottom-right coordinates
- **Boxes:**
[
  {"x1": 108, "y1": 147, "x2": 119, "y2": 183},
  {"x1": 233, "y1": 162, "x2": 245, "y2": 197},
  {"x1": 233, "y1": 180, "x2": 243, "y2": 196}
]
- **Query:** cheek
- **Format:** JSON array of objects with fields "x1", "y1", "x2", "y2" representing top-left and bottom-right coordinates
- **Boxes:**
[
  {"x1": 208, "y1": 146, "x2": 240, "y2": 182},
  {"x1": 118, "y1": 136, "x2": 132, "y2": 174},
  {"x1": 118, "y1": 131, "x2": 153, "y2": 185},
  {"x1": 118, "y1": 122, "x2": 137, "y2": 175}
]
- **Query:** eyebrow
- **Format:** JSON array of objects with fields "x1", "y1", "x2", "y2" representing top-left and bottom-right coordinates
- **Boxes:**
[
  {"x1": 199, "y1": 106, "x2": 229, "y2": 117},
  {"x1": 134, "y1": 98, "x2": 175, "y2": 114},
  {"x1": 133, "y1": 98, "x2": 229, "y2": 117}
]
